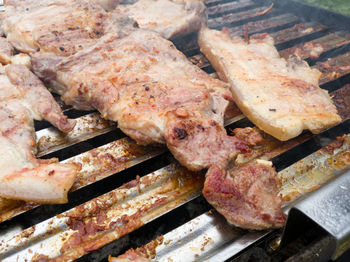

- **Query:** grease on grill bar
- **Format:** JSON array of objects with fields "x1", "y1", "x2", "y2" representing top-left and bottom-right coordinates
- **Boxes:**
[
  {"x1": 0, "y1": 0, "x2": 349, "y2": 261},
  {"x1": 112, "y1": 134, "x2": 350, "y2": 262}
]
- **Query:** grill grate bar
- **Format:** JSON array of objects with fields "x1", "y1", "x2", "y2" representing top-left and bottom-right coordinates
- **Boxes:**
[
  {"x1": 207, "y1": 0, "x2": 257, "y2": 18},
  {"x1": 36, "y1": 112, "x2": 115, "y2": 157},
  {"x1": 128, "y1": 133, "x2": 350, "y2": 262},
  {"x1": 208, "y1": 6, "x2": 286, "y2": 29},
  {"x1": 204, "y1": 0, "x2": 245, "y2": 8},
  {"x1": 3, "y1": 96, "x2": 350, "y2": 260},
  {"x1": 279, "y1": 32, "x2": 350, "y2": 61},
  {"x1": 317, "y1": 52, "x2": 350, "y2": 86},
  {"x1": 229, "y1": 13, "x2": 301, "y2": 36},
  {"x1": 0, "y1": 163, "x2": 204, "y2": 261}
]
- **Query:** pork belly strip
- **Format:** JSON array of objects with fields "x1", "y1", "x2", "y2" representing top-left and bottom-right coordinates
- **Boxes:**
[
  {"x1": 0, "y1": 64, "x2": 78, "y2": 203},
  {"x1": 198, "y1": 27, "x2": 341, "y2": 141},
  {"x1": 114, "y1": 0, "x2": 207, "y2": 39},
  {"x1": 32, "y1": 29, "x2": 248, "y2": 171}
]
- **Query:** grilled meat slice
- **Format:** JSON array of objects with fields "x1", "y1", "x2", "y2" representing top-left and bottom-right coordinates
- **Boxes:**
[
  {"x1": 203, "y1": 161, "x2": 286, "y2": 230},
  {"x1": 2, "y1": 0, "x2": 243, "y2": 171},
  {"x1": 114, "y1": 0, "x2": 207, "y2": 39},
  {"x1": 0, "y1": 36, "x2": 14, "y2": 64},
  {"x1": 232, "y1": 127, "x2": 263, "y2": 146},
  {"x1": 198, "y1": 27, "x2": 341, "y2": 141},
  {"x1": 108, "y1": 250, "x2": 150, "y2": 262},
  {"x1": 1, "y1": 0, "x2": 112, "y2": 55},
  {"x1": 33, "y1": 29, "x2": 246, "y2": 170},
  {"x1": 0, "y1": 64, "x2": 78, "y2": 203}
]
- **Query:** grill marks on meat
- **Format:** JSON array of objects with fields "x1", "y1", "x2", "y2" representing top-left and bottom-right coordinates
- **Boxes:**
[
  {"x1": 114, "y1": 0, "x2": 207, "y2": 39},
  {"x1": 32, "y1": 29, "x2": 243, "y2": 171},
  {"x1": 203, "y1": 162, "x2": 286, "y2": 230},
  {"x1": 0, "y1": 64, "x2": 78, "y2": 203},
  {"x1": 198, "y1": 27, "x2": 341, "y2": 141}
]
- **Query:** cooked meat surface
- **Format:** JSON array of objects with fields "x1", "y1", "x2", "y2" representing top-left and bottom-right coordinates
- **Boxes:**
[
  {"x1": 198, "y1": 27, "x2": 341, "y2": 141},
  {"x1": 203, "y1": 161, "x2": 286, "y2": 229},
  {"x1": 1, "y1": 0, "x2": 112, "y2": 55},
  {"x1": 232, "y1": 127, "x2": 263, "y2": 146},
  {"x1": 33, "y1": 29, "x2": 247, "y2": 170},
  {"x1": 0, "y1": 64, "x2": 78, "y2": 203},
  {"x1": 114, "y1": 0, "x2": 207, "y2": 39},
  {"x1": 108, "y1": 250, "x2": 150, "y2": 262},
  {"x1": 0, "y1": 36, "x2": 14, "y2": 64}
]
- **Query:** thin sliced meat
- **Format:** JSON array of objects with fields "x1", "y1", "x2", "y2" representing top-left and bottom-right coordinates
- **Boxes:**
[
  {"x1": 114, "y1": 0, "x2": 207, "y2": 39},
  {"x1": 1, "y1": 0, "x2": 113, "y2": 55},
  {"x1": 198, "y1": 27, "x2": 341, "y2": 141},
  {"x1": 203, "y1": 161, "x2": 286, "y2": 230},
  {"x1": 0, "y1": 64, "x2": 78, "y2": 203}
]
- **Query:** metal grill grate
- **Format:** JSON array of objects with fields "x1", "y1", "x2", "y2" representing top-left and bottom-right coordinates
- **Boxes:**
[{"x1": 0, "y1": 0, "x2": 350, "y2": 261}]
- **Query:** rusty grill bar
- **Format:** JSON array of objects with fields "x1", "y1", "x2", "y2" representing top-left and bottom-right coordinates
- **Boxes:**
[{"x1": 0, "y1": 0, "x2": 350, "y2": 261}]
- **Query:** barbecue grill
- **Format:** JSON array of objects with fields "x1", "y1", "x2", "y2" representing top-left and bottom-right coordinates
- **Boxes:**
[{"x1": 0, "y1": 0, "x2": 350, "y2": 261}]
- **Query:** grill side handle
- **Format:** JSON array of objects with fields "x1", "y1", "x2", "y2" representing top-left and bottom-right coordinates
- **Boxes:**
[{"x1": 280, "y1": 168, "x2": 350, "y2": 261}]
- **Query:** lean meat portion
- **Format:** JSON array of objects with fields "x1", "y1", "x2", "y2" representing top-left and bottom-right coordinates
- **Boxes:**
[
  {"x1": 114, "y1": 0, "x2": 207, "y2": 39},
  {"x1": 33, "y1": 29, "x2": 248, "y2": 171},
  {"x1": 198, "y1": 27, "x2": 341, "y2": 141},
  {"x1": 203, "y1": 160, "x2": 285, "y2": 230},
  {"x1": 0, "y1": 64, "x2": 77, "y2": 203}
]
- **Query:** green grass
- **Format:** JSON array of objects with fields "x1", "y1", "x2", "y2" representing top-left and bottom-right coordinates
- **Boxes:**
[{"x1": 298, "y1": 0, "x2": 350, "y2": 15}]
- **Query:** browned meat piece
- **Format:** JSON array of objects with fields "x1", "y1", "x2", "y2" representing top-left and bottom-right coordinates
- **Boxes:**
[
  {"x1": 114, "y1": 0, "x2": 207, "y2": 39},
  {"x1": 108, "y1": 250, "x2": 150, "y2": 262},
  {"x1": 198, "y1": 27, "x2": 341, "y2": 141},
  {"x1": 2, "y1": 0, "x2": 240, "y2": 171},
  {"x1": 0, "y1": 36, "x2": 14, "y2": 64},
  {"x1": 232, "y1": 127, "x2": 263, "y2": 146},
  {"x1": 2, "y1": 0, "x2": 283, "y2": 229},
  {"x1": 203, "y1": 161, "x2": 286, "y2": 230},
  {"x1": 32, "y1": 29, "x2": 247, "y2": 170},
  {"x1": 0, "y1": 64, "x2": 78, "y2": 203},
  {"x1": 1, "y1": 0, "x2": 113, "y2": 55}
]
